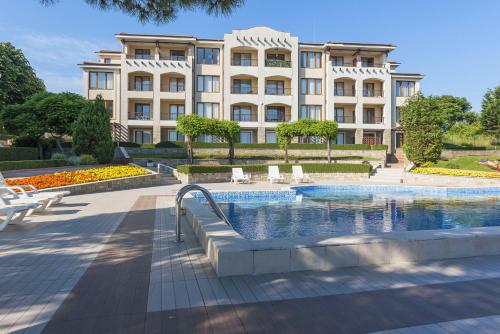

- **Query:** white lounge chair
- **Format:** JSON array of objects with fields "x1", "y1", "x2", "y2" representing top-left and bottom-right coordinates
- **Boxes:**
[
  {"x1": 231, "y1": 168, "x2": 251, "y2": 184},
  {"x1": 0, "y1": 188, "x2": 50, "y2": 215},
  {"x1": 292, "y1": 165, "x2": 313, "y2": 184},
  {"x1": 0, "y1": 203, "x2": 39, "y2": 232},
  {"x1": 0, "y1": 172, "x2": 69, "y2": 207},
  {"x1": 267, "y1": 166, "x2": 285, "y2": 184}
]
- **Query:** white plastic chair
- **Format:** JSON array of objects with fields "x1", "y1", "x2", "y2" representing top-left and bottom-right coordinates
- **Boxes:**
[
  {"x1": 0, "y1": 188, "x2": 49, "y2": 215},
  {"x1": 292, "y1": 165, "x2": 313, "y2": 184},
  {"x1": 231, "y1": 168, "x2": 251, "y2": 184},
  {"x1": 267, "y1": 166, "x2": 285, "y2": 184},
  {"x1": 0, "y1": 203, "x2": 39, "y2": 232}
]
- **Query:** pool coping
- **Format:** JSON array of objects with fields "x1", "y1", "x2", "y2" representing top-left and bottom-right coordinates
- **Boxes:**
[{"x1": 182, "y1": 185, "x2": 500, "y2": 276}]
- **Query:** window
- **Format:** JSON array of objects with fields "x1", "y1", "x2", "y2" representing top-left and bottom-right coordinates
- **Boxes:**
[
  {"x1": 266, "y1": 106, "x2": 286, "y2": 122},
  {"x1": 266, "y1": 80, "x2": 285, "y2": 95},
  {"x1": 334, "y1": 82, "x2": 344, "y2": 96},
  {"x1": 104, "y1": 100, "x2": 113, "y2": 116},
  {"x1": 231, "y1": 106, "x2": 253, "y2": 121},
  {"x1": 232, "y1": 53, "x2": 253, "y2": 66},
  {"x1": 396, "y1": 107, "x2": 401, "y2": 123},
  {"x1": 331, "y1": 56, "x2": 344, "y2": 66},
  {"x1": 134, "y1": 104, "x2": 151, "y2": 120},
  {"x1": 168, "y1": 105, "x2": 185, "y2": 120},
  {"x1": 363, "y1": 83, "x2": 375, "y2": 97},
  {"x1": 232, "y1": 79, "x2": 253, "y2": 94},
  {"x1": 396, "y1": 81, "x2": 416, "y2": 97},
  {"x1": 104, "y1": 58, "x2": 111, "y2": 64},
  {"x1": 265, "y1": 131, "x2": 277, "y2": 144},
  {"x1": 266, "y1": 53, "x2": 285, "y2": 61},
  {"x1": 197, "y1": 102, "x2": 219, "y2": 118},
  {"x1": 133, "y1": 76, "x2": 151, "y2": 91},
  {"x1": 167, "y1": 130, "x2": 184, "y2": 142},
  {"x1": 301, "y1": 78, "x2": 322, "y2": 95},
  {"x1": 335, "y1": 107, "x2": 353, "y2": 123},
  {"x1": 239, "y1": 131, "x2": 253, "y2": 144},
  {"x1": 89, "y1": 72, "x2": 113, "y2": 89},
  {"x1": 300, "y1": 51, "x2": 322, "y2": 68},
  {"x1": 300, "y1": 105, "x2": 321, "y2": 120},
  {"x1": 361, "y1": 57, "x2": 374, "y2": 67},
  {"x1": 197, "y1": 75, "x2": 219, "y2": 92},
  {"x1": 135, "y1": 49, "x2": 151, "y2": 59},
  {"x1": 336, "y1": 132, "x2": 345, "y2": 144},
  {"x1": 170, "y1": 50, "x2": 185, "y2": 61},
  {"x1": 197, "y1": 48, "x2": 220, "y2": 64},
  {"x1": 133, "y1": 130, "x2": 152, "y2": 144},
  {"x1": 169, "y1": 77, "x2": 185, "y2": 92}
]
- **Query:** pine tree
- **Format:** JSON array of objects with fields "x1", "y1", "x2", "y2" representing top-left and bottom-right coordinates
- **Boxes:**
[{"x1": 480, "y1": 86, "x2": 500, "y2": 146}]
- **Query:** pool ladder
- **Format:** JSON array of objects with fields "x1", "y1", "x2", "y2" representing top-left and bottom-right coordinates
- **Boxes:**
[{"x1": 175, "y1": 184, "x2": 230, "y2": 242}]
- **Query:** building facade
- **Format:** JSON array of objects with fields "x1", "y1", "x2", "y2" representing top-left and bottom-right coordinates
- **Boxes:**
[{"x1": 79, "y1": 26, "x2": 423, "y2": 152}]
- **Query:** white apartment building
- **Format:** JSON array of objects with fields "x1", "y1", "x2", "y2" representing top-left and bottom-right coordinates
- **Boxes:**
[{"x1": 79, "y1": 26, "x2": 422, "y2": 153}]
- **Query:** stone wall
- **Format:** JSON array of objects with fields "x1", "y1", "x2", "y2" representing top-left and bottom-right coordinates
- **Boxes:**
[
  {"x1": 39, "y1": 173, "x2": 162, "y2": 196},
  {"x1": 404, "y1": 172, "x2": 500, "y2": 187},
  {"x1": 177, "y1": 172, "x2": 370, "y2": 184}
]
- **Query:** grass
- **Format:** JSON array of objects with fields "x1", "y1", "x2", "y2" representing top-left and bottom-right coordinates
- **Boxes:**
[
  {"x1": 130, "y1": 153, "x2": 378, "y2": 161},
  {"x1": 432, "y1": 155, "x2": 499, "y2": 172},
  {"x1": 443, "y1": 133, "x2": 497, "y2": 150}
]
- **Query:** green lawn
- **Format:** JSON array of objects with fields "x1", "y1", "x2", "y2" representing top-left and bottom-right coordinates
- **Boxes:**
[{"x1": 433, "y1": 155, "x2": 499, "y2": 172}]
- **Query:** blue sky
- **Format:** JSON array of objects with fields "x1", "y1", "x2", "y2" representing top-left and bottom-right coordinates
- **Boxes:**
[{"x1": 1, "y1": 0, "x2": 499, "y2": 111}]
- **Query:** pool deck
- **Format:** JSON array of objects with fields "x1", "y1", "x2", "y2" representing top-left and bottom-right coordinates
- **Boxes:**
[{"x1": 1, "y1": 183, "x2": 500, "y2": 333}]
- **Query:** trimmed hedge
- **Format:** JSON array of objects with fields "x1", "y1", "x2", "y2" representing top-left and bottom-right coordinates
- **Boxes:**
[
  {"x1": 177, "y1": 163, "x2": 372, "y2": 174},
  {"x1": 0, "y1": 159, "x2": 68, "y2": 171},
  {"x1": 0, "y1": 147, "x2": 39, "y2": 161},
  {"x1": 115, "y1": 142, "x2": 141, "y2": 148},
  {"x1": 154, "y1": 141, "x2": 387, "y2": 150}
]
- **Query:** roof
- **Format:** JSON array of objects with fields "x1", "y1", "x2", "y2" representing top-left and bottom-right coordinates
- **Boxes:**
[
  {"x1": 96, "y1": 50, "x2": 121, "y2": 54},
  {"x1": 392, "y1": 72, "x2": 424, "y2": 78},
  {"x1": 116, "y1": 32, "x2": 194, "y2": 39},
  {"x1": 328, "y1": 41, "x2": 395, "y2": 47},
  {"x1": 78, "y1": 61, "x2": 120, "y2": 67}
]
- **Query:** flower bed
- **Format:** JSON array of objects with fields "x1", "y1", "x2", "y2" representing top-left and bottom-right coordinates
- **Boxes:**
[
  {"x1": 412, "y1": 167, "x2": 500, "y2": 178},
  {"x1": 7, "y1": 165, "x2": 151, "y2": 189}
]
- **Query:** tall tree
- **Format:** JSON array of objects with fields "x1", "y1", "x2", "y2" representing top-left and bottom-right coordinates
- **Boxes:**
[
  {"x1": 427, "y1": 95, "x2": 473, "y2": 131},
  {"x1": 72, "y1": 96, "x2": 114, "y2": 163},
  {"x1": 400, "y1": 93, "x2": 444, "y2": 165},
  {"x1": 314, "y1": 121, "x2": 338, "y2": 163},
  {"x1": 212, "y1": 119, "x2": 240, "y2": 165},
  {"x1": 0, "y1": 42, "x2": 45, "y2": 111},
  {"x1": 40, "y1": 0, "x2": 244, "y2": 24},
  {"x1": 276, "y1": 123, "x2": 297, "y2": 164},
  {"x1": 1, "y1": 92, "x2": 51, "y2": 158},
  {"x1": 480, "y1": 86, "x2": 500, "y2": 146},
  {"x1": 176, "y1": 114, "x2": 208, "y2": 164}
]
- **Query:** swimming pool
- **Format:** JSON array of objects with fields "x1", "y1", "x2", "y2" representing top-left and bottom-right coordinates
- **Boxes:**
[{"x1": 195, "y1": 185, "x2": 500, "y2": 240}]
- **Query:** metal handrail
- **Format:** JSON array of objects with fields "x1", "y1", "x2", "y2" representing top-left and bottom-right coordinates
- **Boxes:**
[
  {"x1": 157, "y1": 163, "x2": 176, "y2": 176},
  {"x1": 175, "y1": 184, "x2": 230, "y2": 242}
]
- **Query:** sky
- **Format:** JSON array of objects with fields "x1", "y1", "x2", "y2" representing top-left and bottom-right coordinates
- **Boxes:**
[{"x1": 0, "y1": 0, "x2": 499, "y2": 111}]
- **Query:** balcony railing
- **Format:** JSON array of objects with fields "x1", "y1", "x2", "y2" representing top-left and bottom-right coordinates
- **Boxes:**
[
  {"x1": 129, "y1": 83, "x2": 153, "y2": 91},
  {"x1": 331, "y1": 61, "x2": 354, "y2": 67},
  {"x1": 231, "y1": 58, "x2": 258, "y2": 66},
  {"x1": 160, "y1": 54, "x2": 186, "y2": 61},
  {"x1": 127, "y1": 54, "x2": 153, "y2": 60},
  {"x1": 231, "y1": 113, "x2": 257, "y2": 122},
  {"x1": 265, "y1": 59, "x2": 291, "y2": 68},
  {"x1": 334, "y1": 89, "x2": 356, "y2": 97},
  {"x1": 161, "y1": 113, "x2": 184, "y2": 121},
  {"x1": 160, "y1": 85, "x2": 185, "y2": 93},
  {"x1": 129, "y1": 112, "x2": 152, "y2": 120},
  {"x1": 363, "y1": 116, "x2": 384, "y2": 124},
  {"x1": 265, "y1": 87, "x2": 291, "y2": 96},
  {"x1": 335, "y1": 115, "x2": 355, "y2": 123},
  {"x1": 361, "y1": 63, "x2": 385, "y2": 68},
  {"x1": 265, "y1": 114, "x2": 290, "y2": 122},
  {"x1": 231, "y1": 86, "x2": 258, "y2": 94},
  {"x1": 363, "y1": 89, "x2": 384, "y2": 97}
]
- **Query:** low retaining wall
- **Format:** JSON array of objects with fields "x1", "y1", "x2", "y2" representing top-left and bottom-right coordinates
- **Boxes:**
[
  {"x1": 405, "y1": 173, "x2": 500, "y2": 187},
  {"x1": 177, "y1": 172, "x2": 370, "y2": 184},
  {"x1": 441, "y1": 149, "x2": 498, "y2": 159},
  {"x1": 39, "y1": 172, "x2": 162, "y2": 195},
  {"x1": 183, "y1": 197, "x2": 500, "y2": 277}
]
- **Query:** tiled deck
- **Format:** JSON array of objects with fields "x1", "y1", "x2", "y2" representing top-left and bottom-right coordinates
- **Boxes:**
[{"x1": 1, "y1": 184, "x2": 500, "y2": 333}]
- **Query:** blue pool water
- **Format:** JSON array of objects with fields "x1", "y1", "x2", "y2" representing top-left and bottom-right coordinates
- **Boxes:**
[{"x1": 195, "y1": 186, "x2": 500, "y2": 240}]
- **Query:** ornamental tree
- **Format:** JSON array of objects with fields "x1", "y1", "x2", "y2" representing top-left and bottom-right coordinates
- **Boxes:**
[
  {"x1": 276, "y1": 123, "x2": 297, "y2": 163},
  {"x1": 212, "y1": 119, "x2": 240, "y2": 164},
  {"x1": 427, "y1": 95, "x2": 473, "y2": 131},
  {"x1": 400, "y1": 93, "x2": 444, "y2": 165},
  {"x1": 176, "y1": 114, "x2": 208, "y2": 164},
  {"x1": 480, "y1": 86, "x2": 500, "y2": 146},
  {"x1": 72, "y1": 96, "x2": 114, "y2": 163},
  {"x1": 314, "y1": 120, "x2": 338, "y2": 163}
]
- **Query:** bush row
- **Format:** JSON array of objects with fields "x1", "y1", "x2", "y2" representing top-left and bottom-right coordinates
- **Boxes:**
[
  {"x1": 0, "y1": 147, "x2": 39, "y2": 161},
  {"x1": 0, "y1": 159, "x2": 68, "y2": 171},
  {"x1": 176, "y1": 163, "x2": 372, "y2": 174},
  {"x1": 120, "y1": 141, "x2": 388, "y2": 151}
]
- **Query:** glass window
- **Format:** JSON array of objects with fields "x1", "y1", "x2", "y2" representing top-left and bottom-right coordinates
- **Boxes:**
[
  {"x1": 104, "y1": 58, "x2": 111, "y2": 64},
  {"x1": 197, "y1": 103, "x2": 219, "y2": 118},
  {"x1": 89, "y1": 72, "x2": 97, "y2": 89},
  {"x1": 336, "y1": 133, "x2": 345, "y2": 144},
  {"x1": 89, "y1": 71, "x2": 112, "y2": 89},
  {"x1": 169, "y1": 77, "x2": 184, "y2": 92},
  {"x1": 239, "y1": 131, "x2": 253, "y2": 144},
  {"x1": 197, "y1": 48, "x2": 220, "y2": 64},
  {"x1": 266, "y1": 80, "x2": 285, "y2": 95},
  {"x1": 233, "y1": 79, "x2": 253, "y2": 94},
  {"x1": 170, "y1": 50, "x2": 185, "y2": 61},
  {"x1": 300, "y1": 51, "x2": 322, "y2": 68},
  {"x1": 300, "y1": 105, "x2": 321, "y2": 120},
  {"x1": 334, "y1": 82, "x2": 344, "y2": 96},
  {"x1": 361, "y1": 57, "x2": 374, "y2": 67},
  {"x1": 134, "y1": 76, "x2": 151, "y2": 91},
  {"x1": 167, "y1": 130, "x2": 184, "y2": 142},
  {"x1": 331, "y1": 56, "x2": 344, "y2": 66},
  {"x1": 232, "y1": 106, "x2": 253, "y2": 121},
  {"x1": 134, "y1": 130, "x2": 152, "y2": 144},
  {"x1": 197, "y1": 75, "x2": 220, "y2": 92},
  {"x1": 363, "y1": 83, "x2": 375, "y2": 97},
  {"x1": 104, "y1": 100, "x2": 113, "y2": 116},
  {"x1": 301, "y1": 79, "x2": 322, "y2": 95},
  {"x1": 135, "y1": 104, "x2": 151, "y2": 120},
  {"x1": 396, "y1": 107, "x2": 401, "y2": 123},
  {"x1": 106, "y1": 73, "x2": 113, "y2": 89},
  {"x1": 265, "y1": 131, "x2": 277, "y2": 144},
  {"x1": 396, "y1": 81, "x2": 416, "y2": 97},
  {"x1": 135, "y1": 49, "x2": 151, "y2": 59},
  {"x1": 266, "y1": 106, "x2": 285, "y2": 122},
  {"x1": 168, "y1": 105, "x2": 185, "y2": 120},
  {"x1": 98, "y1": 72, "x2": 106, "y2": 89}
]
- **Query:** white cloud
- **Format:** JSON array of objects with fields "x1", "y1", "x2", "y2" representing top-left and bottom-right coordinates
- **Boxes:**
[{"x1": 38, "y1": 71, "x2": 83, "y2": 95}]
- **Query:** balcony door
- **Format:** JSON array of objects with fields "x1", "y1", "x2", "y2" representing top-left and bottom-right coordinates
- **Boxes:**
[
  {"x1": 134, "y1": 130, "x2": 152, "y2": 144},
  {"x1": 233, "y1": 53, "x2": 252, "y2": 66},
  {"x1": 334, "y1": 82, "x2": 344, "y2": 96},
  {"x1": 169, "y1": 78, "x2": 184, "y2": 92},
  {"x1": 135, "y1": 104, "x2": 151, "y2": 120},
  {"x1": 266, "y1": 106, "x2": 285, "y2": 122},
  {"x1": 134, "y1": 76, "x2": 151, "y2": 91},
  {"x1": 364, "y1": 108, "x2": 375, "y2": 124},
  {"x1": 363, "y1": 83, "x2": 375, "y2": 97},
  {"x1": 233, "y1": 79, "x2": 252, "y2": 94},
  {"x1": 266, "y1": 80, "x2": 285, "y2": 95},
  {"x1": 335, "y1": 107, "x2": 345, "y2": 123}
]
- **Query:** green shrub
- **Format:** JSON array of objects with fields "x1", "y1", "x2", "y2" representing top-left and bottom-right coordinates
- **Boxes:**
[
  {"x1": 444, "y1": 161, "x2": 460, "y2": 169},
  {"x1": 0, "y1": 147, "x2": 39, "y2": 161},
  {"x1": 51, "y1": 153, "x2": 67, "y2": 160},
  {"x1": 0, "y1": 159, "x2": 68, "y2": 171},
  {"x1": 176, "y1": 163, "x2": 371, "y2": 174},
  {"x1": 140, "y1": 143, "x2": 156, "y2": 149},
  {"x1": 155, "y1": 141, "x2": 185, "y2": 148},
  {"x1": 115, "y1": 141, "x2": 141, "y2": 148},
  {"x1": 79, "y1": 154, "x2": 97, "y2": 165},
  {"x1": 371, "y1": 144, "x2": 388, "y2": 151}
]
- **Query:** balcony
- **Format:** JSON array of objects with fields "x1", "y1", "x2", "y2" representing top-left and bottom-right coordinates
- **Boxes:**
[
  {"x1": 363, "y1": 89, "x2": 384, "y2": 98},
  {"x1": 335, "y1": 115, "x2": 356, "y2": 124},
  {"x1": 161, "y1": 112, "x2": 184, "y2": 121},
  {"x1": 363, "y1": 116, "x2": 384, "y2": 124},
  {"x1": 129, "y1": 83, "x2": 152, "y2": 91},
  {"x1": 160, "y1": 85, "x2": 185, "y2": 93},
  {"x1": 361, "y1": 63, "x2": 385, "y2": 68},
  {"x1": 231, "y1": 113, "x2": 257, "y2": 122},
  {"x1": 231, "y1": 86, "x2": 258, "y2": 94},
  {"x1": 129, "y1": 112, "x2": 152, "y2": 120},
  {"x1": 231, "y1": 58, "x2": 258, "y2": 66},
  {"x1": 334, "y1": 89, "x2": 356, "y2": 97},
  {"x1": 159, "y1": 54, "x2": 186, "y2": 61},
  {"x1": 126, "y1": 54, "x2": 153, "y2": 60},
  {"x1": 265, "y1": 59, "x2": 291, "y2": 68},
  {"x1": 331, "y1": 61, "x2": 354, "y2": 67},
  {"x1": 265, "y1": 87, "x2": 291, "y2": 96}
]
